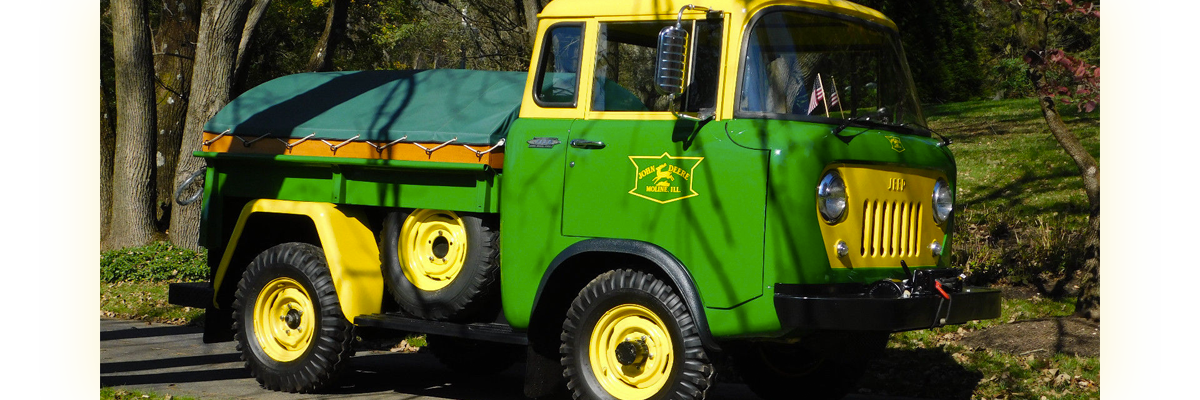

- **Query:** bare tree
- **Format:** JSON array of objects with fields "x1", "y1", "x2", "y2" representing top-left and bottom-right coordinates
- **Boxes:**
[
  {"x1": 1005, "y1": 0, "x2": 1100, "y2": 320},
  {"x1": 110, "y1": 0, "x2": 160, "y2": 249},
  {"x1": 170, "y1": 0, "x2": 255, "y2": 249}
]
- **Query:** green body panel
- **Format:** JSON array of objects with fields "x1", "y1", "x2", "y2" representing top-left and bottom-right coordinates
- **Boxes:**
[
  {"x1": 496, "y1": 117, "x2": 956, "y2": 338},
  {"x1": 196, "y1": 152, "x2": 500, "y2": 214},
  {"x1": 726, "y1": 119, "x2": 956, "y2": 287},
  {"x1": 497, "y1": 117, "x2": 773, "y2": 334},
  {"x1": 562, "y1": 119, "x2": 768, "y2": 309},
  {"x1": 498, "y1": 118, "x2": 584, "y2": 329}
]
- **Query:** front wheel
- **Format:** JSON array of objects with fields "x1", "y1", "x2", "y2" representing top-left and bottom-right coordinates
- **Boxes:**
[
  {"x1": 561, "y1": 269, "x2": 712, "y2": 400},
  {"x1": 232, "y1": 243, "x2": 355, "y2": 393}
]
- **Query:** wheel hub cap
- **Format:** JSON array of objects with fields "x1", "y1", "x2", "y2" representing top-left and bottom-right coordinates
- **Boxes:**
[
  {"x1": 399, "y1": 209, "x2": 468, "y2": 291},
  {"x1": 588, "y1": 304, "x2": 674, "y2": 400},
  {"x1": 615, "y1": 338, "x2": 648, "y2": 366},
  {"x1": 252, "y1": 277, "x2": 316, "y2": 362}
]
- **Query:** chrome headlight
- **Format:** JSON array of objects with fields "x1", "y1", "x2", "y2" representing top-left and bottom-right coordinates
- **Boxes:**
[
  {"x1": 932, "y1": 178, "x2": 953, "y2": 224},
  {"x1": 817, "y1": 171, "x2": 848, "y2": 224}
]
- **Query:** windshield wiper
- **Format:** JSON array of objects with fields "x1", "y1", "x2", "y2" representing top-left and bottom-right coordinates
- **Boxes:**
[
  {"x1": 831, "y1": 114, "x2": 894, "y2": 136},
  {"x1": 832, "y1": 112, "x2": 935, "y2": 141}
]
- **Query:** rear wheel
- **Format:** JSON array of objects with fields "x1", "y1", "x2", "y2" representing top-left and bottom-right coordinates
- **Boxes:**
[
  {"x1": 561, "y1": 269, "x2": 712, "y2": 400},
  {"x1": 381, "y1": 209, "x2": 499, "y2": 321},
  {"x1": 232, "y1": 242, "x2": 355, "y2": 393}
]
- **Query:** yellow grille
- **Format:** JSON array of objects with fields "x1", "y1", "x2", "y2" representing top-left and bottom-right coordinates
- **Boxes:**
[
  {"x1": 860, "y1": 199, "x2": 922, "y2": 258},
  {"x1": 816, "y1": 164, "x2": 946, "y2": 268}
]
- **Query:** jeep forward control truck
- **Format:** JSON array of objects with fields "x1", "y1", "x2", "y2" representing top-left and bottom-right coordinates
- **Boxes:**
[{"x1": 170, "y1": 1, "x2": 1001, "y2": 399}]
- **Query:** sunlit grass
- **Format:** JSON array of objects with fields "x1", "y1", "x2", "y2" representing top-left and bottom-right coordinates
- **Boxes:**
[{"x1": 100, "y1": 281, "x2": 204, "y2": 325}]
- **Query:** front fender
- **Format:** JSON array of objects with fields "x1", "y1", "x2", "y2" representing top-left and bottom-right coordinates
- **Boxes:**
[{"x1": 533, "y1": 238, "x2": 719, "y2": 351}]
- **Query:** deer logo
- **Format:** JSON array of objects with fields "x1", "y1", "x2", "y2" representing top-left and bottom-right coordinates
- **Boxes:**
[{"x1": 653, "y1": 164, "x2": 675, "y2": 187}]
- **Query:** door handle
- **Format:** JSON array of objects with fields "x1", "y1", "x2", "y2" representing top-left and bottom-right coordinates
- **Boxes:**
[{"x1": 570, "y1": 139, "x2": 606, "y2": 149}]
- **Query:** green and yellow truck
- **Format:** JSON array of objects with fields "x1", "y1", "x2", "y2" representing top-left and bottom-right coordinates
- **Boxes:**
[{"x1": 169, "y1": 1, "x2": 1001, "y2": 399}]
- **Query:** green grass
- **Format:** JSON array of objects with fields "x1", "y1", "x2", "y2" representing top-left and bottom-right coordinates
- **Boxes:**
[
  {"x1": 101, "y1": 242, "x2": 208, "y2": 325},
  {"x1": 101, "y1": 280, "x2": 205, "y2": 325},
  {"x1": 859, "y1": 296, "x2": 1098, "y2": 399},
  {"x1": 864, "y1": 337, "x2": 1100, "y2": 400},
  {"x1": 928, "y1": 98, "x2": 1098, "y2": 227},
  {"x1": 101, "y1": 387, "x2": 201, "y2": 400},
  {"x1": 927, "y1": 98, "x2": 1099, "y2": 284}
]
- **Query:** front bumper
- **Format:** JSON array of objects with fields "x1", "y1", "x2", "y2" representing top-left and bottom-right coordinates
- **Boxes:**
[{"x1": 774, "y1": 285, "x2": 1001, "y2": 332}]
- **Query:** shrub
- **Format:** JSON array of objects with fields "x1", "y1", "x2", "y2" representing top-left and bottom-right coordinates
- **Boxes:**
[
  {"x1": 101, "y1": 241, "x2": 208, "y2": 283},
  {"x1": 952, "y1": 209, "x2": 1087, "y2": 291}
]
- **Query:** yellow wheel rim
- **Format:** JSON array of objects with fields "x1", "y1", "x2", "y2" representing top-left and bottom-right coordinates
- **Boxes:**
[
  {"x1": 588, "y1": 304, "x2": 675, "y2": 400},
  {"x1": 252, "y1": 277, "x2": 316, "y2": 362},
  {"x1": 399, "y1": 209, "x2": 468, "y2": 291}
]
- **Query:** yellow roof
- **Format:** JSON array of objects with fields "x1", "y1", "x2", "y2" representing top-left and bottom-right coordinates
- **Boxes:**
[{"x1": 538, "y1": 0, "x2": 896, "y2": 30}]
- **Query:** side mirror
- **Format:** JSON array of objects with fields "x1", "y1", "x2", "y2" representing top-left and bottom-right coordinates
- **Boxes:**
[
  {"x1": 654, "y1": 25, "x2": 689, "y2": 97},
  {"x1": 656, "y1": 5, "x2": 717, "y2": 122}
]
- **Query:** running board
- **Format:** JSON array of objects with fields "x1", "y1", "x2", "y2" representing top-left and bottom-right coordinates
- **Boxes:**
[{"x1": 354, "y1": 313, "x2": 529, "y2": 346}]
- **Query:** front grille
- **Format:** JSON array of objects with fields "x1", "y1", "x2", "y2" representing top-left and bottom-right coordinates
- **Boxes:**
[{"x1": 861, "y1": 199, "x2": 922, "y2": 258}]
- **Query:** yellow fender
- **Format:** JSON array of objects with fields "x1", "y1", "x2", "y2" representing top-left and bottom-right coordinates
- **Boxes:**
[{"x1": 212, "y1": 199, "x2": 383, "y2": 321}]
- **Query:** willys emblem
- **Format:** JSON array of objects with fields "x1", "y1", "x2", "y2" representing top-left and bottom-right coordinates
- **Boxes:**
[{"x1": 628, "y1": 152, "x2": 703, "y2": 204}]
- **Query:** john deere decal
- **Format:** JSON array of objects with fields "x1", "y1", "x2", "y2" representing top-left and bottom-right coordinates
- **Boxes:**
[
  {"x1": 886, "y1": 135, "x2": 906, "y2": 153},
  {"x1": 628, "y1": 152, "x2": 703, "y2": 204}
]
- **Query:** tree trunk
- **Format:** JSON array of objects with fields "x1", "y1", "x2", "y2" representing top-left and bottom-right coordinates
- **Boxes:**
[
  {"x1": 233, "y1": 0, "x2": 271, "y2": 93},
  {"x1": 521, "y1": 0, "x2": 540, "y2": 47},
  {"x1": 153, "y1": 0, "x2": 201, "y2": 232},
  {"x1": 111, "y1": 0, "x2": 160, "y2": 249},
  {"x1": 1035, "y1": 93, "x2": 1100, "y2": 321},
  {"x1": 170, "y1": 0, "x2": 253, "y2": 250},
  {"x1": 1018, "y1": 7, "x2": 1100, "y2": 321},
  {"x1": 306, "y1": 0, "x2": 350, "y2": 72},
  {"x1": 101, "y1": 81, "x2": 117, "y2": 250}
]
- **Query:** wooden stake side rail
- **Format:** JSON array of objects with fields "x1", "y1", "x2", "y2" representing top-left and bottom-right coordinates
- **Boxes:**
[{"x1": 201, "y1": 131, "x2": 505, "y2": 169}]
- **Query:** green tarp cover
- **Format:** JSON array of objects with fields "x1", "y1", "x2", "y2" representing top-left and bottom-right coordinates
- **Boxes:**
[{"x1": 204, "y1": 69, "x2": 527, "y2": 146}]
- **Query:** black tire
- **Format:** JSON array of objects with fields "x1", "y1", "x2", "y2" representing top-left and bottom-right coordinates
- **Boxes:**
[
  {"x1": 731, "y1": 335, "x2": 886, "y2": 400},
  {"x1": 232, "y1": 242, "x2": 355, "y2": 393},
  {"x1": 380, "y1": 209, "x2": 499, "y2": 321},
  {"x1": 561, "y1": 269, "x2": 712, "y2": 400},
  {"x1": 426, "y1": 335, "x2": 524, "y2": 375}
]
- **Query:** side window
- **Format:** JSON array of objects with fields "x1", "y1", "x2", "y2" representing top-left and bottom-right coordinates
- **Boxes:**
[
  {"x1": 591, "y1": 19, "x2": 723, "y2": 112},
  {"x1": 533, "y1": 24, "x2": 583, "y2": 107}
]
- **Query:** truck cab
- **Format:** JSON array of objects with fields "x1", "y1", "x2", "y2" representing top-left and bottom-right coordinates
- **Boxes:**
[{"x1": 170, "y1": 1, "x2": 1000, "y2": 399}]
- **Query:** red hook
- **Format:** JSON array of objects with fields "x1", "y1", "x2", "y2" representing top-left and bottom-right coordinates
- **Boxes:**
[{"x1": 934, "y1": 280, "x2": 951, "y2": 300}]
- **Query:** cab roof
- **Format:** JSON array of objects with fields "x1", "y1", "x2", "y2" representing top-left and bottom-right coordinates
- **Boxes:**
[{"x1": 538, "y1": 0, "x2": 896, "y2": 30}]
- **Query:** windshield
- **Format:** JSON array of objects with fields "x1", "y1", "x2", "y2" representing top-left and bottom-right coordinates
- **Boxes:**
[{"x1": 738, "y1": 9, "x2": 926, "y2": 130}]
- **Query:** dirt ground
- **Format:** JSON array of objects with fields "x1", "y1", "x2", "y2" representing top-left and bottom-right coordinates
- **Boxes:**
[{"x1": 959, "y1": 287, "x2": 1099, "y2": 358}]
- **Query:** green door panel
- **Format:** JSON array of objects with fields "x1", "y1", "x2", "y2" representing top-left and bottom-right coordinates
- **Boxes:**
[
  {"x1": 498, "y1": 118, "x2": 584, "y2": 329},
  {"x1": 562, "y1": 119, "x2": 769, "y2": 308}
]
